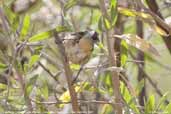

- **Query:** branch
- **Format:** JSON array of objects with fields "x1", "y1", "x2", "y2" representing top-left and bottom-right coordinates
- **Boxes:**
[
  {"x1": 145, "y1": 0, "x2": 171, "y2": 54},
  {"x1": 99, "y1": 0, "x2": 123, "y2": 113},
  {"x1": 135, "y1": 2, "x2": 146, "y2": 106},
  {"x1": 53, "y1": 30, "x2": 80, "y2": 113},
  {"x1": 38, "y1": 61, "x2": 59, "y2": 83},
  {"x1": 129, "y1": 51, "x2": 169, "y2": 104}
]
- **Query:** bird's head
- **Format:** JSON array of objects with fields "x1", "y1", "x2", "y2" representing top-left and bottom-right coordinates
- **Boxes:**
[{"x1": 85, "y1": 30, "x2": 99, "y2": 43}]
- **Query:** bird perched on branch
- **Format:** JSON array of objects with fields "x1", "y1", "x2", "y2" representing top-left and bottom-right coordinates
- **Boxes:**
[
  {"x1": 63, "y1": 30, "x2": 99, "y2": 65},
  {"x1": 63, "y1": 30, "x2": 99, "y2": 83}
]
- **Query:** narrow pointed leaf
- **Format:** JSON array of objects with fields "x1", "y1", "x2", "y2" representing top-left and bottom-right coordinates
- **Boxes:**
[
  {"x1": 98, "y1": 16, "x2": 103, "y2": 31},
  {"x1": 20, "y1": 14, "x2": 30, "y2": 39},
  {"x1": 118, "y1": 7, "x2": 168, "y2": 36},
  {"x1": 114, "y1": 34, "x2": 159, "y2": 56},
  {"x1": 118, "y1": 7, "x2": 137, "y2": 17},
  {"x1": 121, "y1": 40, "x2": 128, "y2": 66},
  {"x1": 64, "y1": 0, "x2": 78, "y2": 11},
  {"x1": 103, "y1": 17, "x2": 111, "y2": 30},
  {"x1": 28, "y1": 30, "x2": 52, "y2": 42},
  {"x1": 56, "y1": 26, "x2": 71, "y2": 32},
  {"x1": 145, "y1": 95, "x2": 155, "y2": 113},
  {"x1": 152, "y1": 24, "x2": 168, "y2": 36},
  {"x1": 0, "y1": 63, "x2": 7, "y2": 69},
  {"x1": 110, "y1": 0, "x2": 118, "y2": 26},
  {"x1": 101, "y1": 104, "x2": 113, "y2": 114},
  {"x1": 29, "y1": 26, "x2": 70, "y2": 42},
  {"x1": 165, "y1": 102, "x2": 171, "y2": 113},
  {"x1": 25, "y1": 75, "x2": 38, "y2": 96},
  {"x1": 28, "y1": 55, "x2": 40, "y2": 67}
]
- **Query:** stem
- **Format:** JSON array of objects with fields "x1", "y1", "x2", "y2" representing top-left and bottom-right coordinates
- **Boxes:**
[
  {"x1": 106, "y1": 30, "x2": 123, "y2": 114},
  {"x1": 146, "y1": 0, "x2": 171, "y2": 54},
  {"x1": 135, "y1": 1, "x2": 146, "y2": 106},
  {"x1": 53, "y1": 30, "x2": 79, "y2": 113},
  {"x1": 136, "y1": 19, "x2": 146, "y2": 106},
  {"x1": 99, "y1": 0, "x2": 123, "y2": 113}
]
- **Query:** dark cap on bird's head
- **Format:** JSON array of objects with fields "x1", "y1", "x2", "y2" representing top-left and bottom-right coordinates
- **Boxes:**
[{"x1": 88, "y1": 31, "x2": 99, "y2": 42}]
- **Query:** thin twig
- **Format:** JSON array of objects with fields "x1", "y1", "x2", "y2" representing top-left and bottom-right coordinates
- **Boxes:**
[
  {"x1": 31, "y1": 98, "x2": 117, "y2": 105},
  {"x1": 129, "y1": 51, "x2": 169, "y2": 104},
  {"x1": 38, "y1": 61, "x2": 59, "y2": 83}
]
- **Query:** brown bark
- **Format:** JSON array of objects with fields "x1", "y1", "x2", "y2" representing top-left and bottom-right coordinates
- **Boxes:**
[
  {"x1": 136, "y1": 19, "x2": 146, "y2": 106},
  {"x1": 53, "y1": 31, "x2": 80, "y2": 113},
  {"x1": 146, "y1": 0, "x2": 171, "y2": 54}
]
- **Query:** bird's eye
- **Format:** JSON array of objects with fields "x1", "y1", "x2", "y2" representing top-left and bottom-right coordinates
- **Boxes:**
[{"x1": 91, "y1": 32, "x2": 99, "y2": 41}]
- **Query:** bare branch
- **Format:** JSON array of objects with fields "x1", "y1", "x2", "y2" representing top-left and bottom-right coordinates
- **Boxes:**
[{"x1": 53, "y1": 30, "x2": 80, "y2": 113}]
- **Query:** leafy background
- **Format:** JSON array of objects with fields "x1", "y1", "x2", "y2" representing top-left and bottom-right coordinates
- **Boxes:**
[{"x1": 0, "y1": 0, "x2": 171, "y2": 114}]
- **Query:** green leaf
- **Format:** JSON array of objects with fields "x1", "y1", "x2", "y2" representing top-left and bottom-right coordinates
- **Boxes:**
[
  {"x1": 0, "y1": 83, "x2": 7, "y2": 92},
  {"x1": 135, "y1": 79, "x2": 145, "y2": 95},
  {"x1": 29, "y1": 26, "x2": 70, "y2": 42},
  {"x1": 28, "y1": 30, "x2": 52, "y2": 42},
  {"x1": 0, "y1": 63, "x2": 7, "y2": 69},
  {"x1": 145, "y1": 94, "x2": 155, "y2": 113},
  {"x1": 64, "y1": 0, "x2": 78, "y2": 11},
  {"x1": 28, "y1": 55, "x2": 40, "y2": 67},
  {"x1": 0, "y1": 105, "x2": 4, "y2": 112},
  {"x1": 3, "y1": 5, "x2": 19, "y2": 32},
  {"x1": 118, "y1": 7, "x2": 137, "y2": 17},
  {"x1": 40, "y1": 80, "x2": 49, "y2": 99},
  {"x1": 20, "y1": 14, "x2": 30, "y2": 39},
  {"x1": 164, "y1": 102, "x2": 171, "y2": 113},
  {"x1": 25, "y1": 75, "x2": 39, "y2": 96},
  {"x1": 110, "y1": 0, "x2": 117, "y2": 8},
  {"x1": 56, "y1": 26, "x2": 71, "y2": 32},
  {"x1": 98, "y1": 16, "x2": 103, "y2": 31},
  {"x1": 70, "y1": 64, "x2": 80, "y2": 70},
  {"x1": 3, "y1": 5, "x2": 17, "y2": 23},
  {"x1": 120, "y1": 82, "x2": 140, "y2": 113},
  {"x1": 103, "y1": 17, "x2": 111, "y2": 30},
  {"x1": 155, "y1": 92, "x2": 169, "y2": 111},
  {"x1": 100, "y1": 104, "x2": 113, "y2": 114},
  {"x1": 110, "y1": 0, "x2": 118, "y2": 26},
  {"x1": 121, "y1": 40, "x2": 128, "y2": 66}
]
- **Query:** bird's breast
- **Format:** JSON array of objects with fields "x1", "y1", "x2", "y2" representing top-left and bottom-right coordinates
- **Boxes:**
[{"x1": 78, "y1": 38, "x2": 93, "y2": 52}]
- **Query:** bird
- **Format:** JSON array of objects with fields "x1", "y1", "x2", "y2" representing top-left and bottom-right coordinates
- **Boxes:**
[
  {"x1": 63, "y1": 30, "x2": 99, "y2": 65},
  {"x1": 63, "y1": 30, "x2": 99, "y2": 83}
]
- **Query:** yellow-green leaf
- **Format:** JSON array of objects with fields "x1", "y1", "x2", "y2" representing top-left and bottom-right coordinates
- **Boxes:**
[
  {"x1": 100, "y1": 104, "x2": 113, "y2": 114},
  {"x1": 20, "y1": 14, "x2": 30, "y2": 39},
  {"x1": 40, "y1": 80, "x2": 49, "y2": 99},
  {"x1": 118, "y1": 7, "x2": 137, "y2": 17},
  {"x1": 110, "y1": 0, "x2": 118, "y2": 26},
  {"x1": 28, "y1": 55, "x2": 40, "y2": 67},
  {"x1": 152, "y1": 24, "x2": 168, "y2": 36},
  {"x1": 64, "y1": 0, "x2": 78, "y2": 11},
  {"x1": 29, "y1": 26, "x2": 70, "y2": 42},
  {"x1": 25, "y1": 75, "x2": 38, "y2": 96},
  {"x1": 0, "y1": 63, "x2": 7, "y2": 69},
  {"x1": 145, "y1": 94, "x2": 155, "y2": 113},
  {"x1": 59, "y1": 82, "x2": 93, "y2": 107},
  {"x1": 121, "y1": 40, "x2": 128, "y2": 66},
  {"x1": 56, "y1": 26, "x2": 71, "y2": 33},
  {"x1": 70, "y1": 64, "x2": 80, "y2": 70},
  {"x1": 29, "y1": 31, "x2": 52, "y2": 42},
  {"x1": 104, "y1": 18, "x2": 111, "y2": 30}
]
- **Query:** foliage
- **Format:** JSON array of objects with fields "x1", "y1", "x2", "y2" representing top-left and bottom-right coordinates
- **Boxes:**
[{"x1": 0, "y1": 0, "x2": 170, "y2": 114}]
